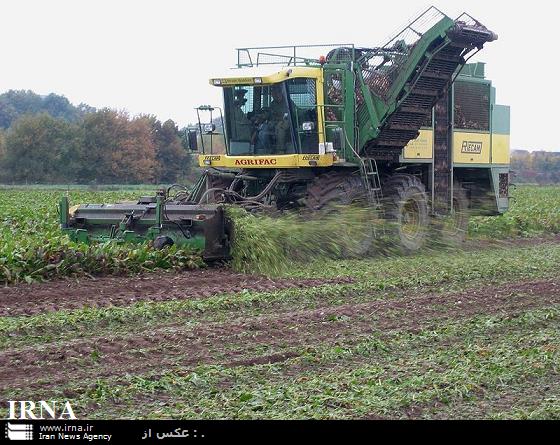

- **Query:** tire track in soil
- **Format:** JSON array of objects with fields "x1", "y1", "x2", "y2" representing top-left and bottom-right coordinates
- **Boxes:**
[
  {"x1": 1, "y1": 277, "x2": 560, "y2": 392},
  {"x1": 0, "y1": 269, "x2": 354, "y2": 317}
]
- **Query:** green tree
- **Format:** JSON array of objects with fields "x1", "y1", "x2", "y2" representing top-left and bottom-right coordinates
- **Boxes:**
[
  {"x1": 0, "y1": 129, "x2": 6, "y2": 181},
  {"x1": 0, "y1": 129, "x2": 5, "y2": 159},
  {"x1": 152, "y1": 118, "x2": 189, "y2": 183},
  {"x1": 1, "y1": 113, "x2": 82, "y2": 183},
  {"x1": 79, "y1": 109, "x2": 123, "y2": 183},
  {"x1": 0, "y1": 90, "x2": 92, "y2": 129}
]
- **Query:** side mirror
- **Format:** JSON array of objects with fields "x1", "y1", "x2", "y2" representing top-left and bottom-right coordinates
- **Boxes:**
[
  {"x1": 187, "y1": 130, "x2": 199, "y2": 152},
  {"x1": 203, "y1": 123, "x2": 216, "y2": 134}
]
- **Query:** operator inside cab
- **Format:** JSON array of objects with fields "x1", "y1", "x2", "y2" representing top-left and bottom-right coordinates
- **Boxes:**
[
  {"x1": 224, "y1": 79, "x2": 319, "y2": 156},
  {"x1": 230, "y1": 89, "x2": 252, "y2": 141}
]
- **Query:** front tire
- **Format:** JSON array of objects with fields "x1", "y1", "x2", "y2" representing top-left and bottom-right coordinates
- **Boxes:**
[
  {"x1": 153, "y1": 235, "x2": 174, "y2": 250},
  {"x1": 305, "y1": 171, "x2": 374, "y2": 257}
]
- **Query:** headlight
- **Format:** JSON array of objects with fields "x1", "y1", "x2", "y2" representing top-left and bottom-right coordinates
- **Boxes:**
[
  {"x1": 203, "y1": 159, "x2": 212, "y2": 165},
  {"x1": 254, "y1": 77, "x2": 263, "y2": 84},
  {"x1": 212, "y1": 79, "x2": 222, "y2": 85},
  {"x1": 302, "y1": 122, "x2": 315, "y2": 131}
]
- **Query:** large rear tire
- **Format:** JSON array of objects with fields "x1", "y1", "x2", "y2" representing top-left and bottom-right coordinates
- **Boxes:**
[
  {"x1": 305, "y1": 171, "x2": 373, "y2": 257},
  {"x1": 435, "y1": 182, "x2": 470, "y2": 245},
  {"x1": 382, "y1": 174, "x2": 429, "y2": 252}
]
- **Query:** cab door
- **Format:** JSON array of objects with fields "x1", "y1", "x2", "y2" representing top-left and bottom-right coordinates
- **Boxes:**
[{"x1": 323, "y1": 66, "x2": 354, "y2": 160}]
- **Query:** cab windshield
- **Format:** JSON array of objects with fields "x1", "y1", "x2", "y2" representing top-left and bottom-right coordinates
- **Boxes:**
[{"x1": 223, "y1": 79, "x2": 318, "y2": 156}]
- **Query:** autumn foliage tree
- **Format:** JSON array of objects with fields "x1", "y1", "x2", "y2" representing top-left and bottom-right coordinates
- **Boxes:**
[
  {"x1": 0, "y1": 107, "x2": 192, "y2": 184},
  {"x1": 151, "y1": 118, "x2": 189, "y2": 183},
  {"x1": 511, "y1": 150, "x2": 560, "y2": 184},
  {"x1": 80, "y1": 110, "x2": 158, "y2": 184}
]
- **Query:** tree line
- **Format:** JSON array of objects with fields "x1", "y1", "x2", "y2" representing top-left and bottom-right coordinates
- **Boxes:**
[
  {"x1": 511, "y1": 150, "x2": 560, "y2": 184},
  {"x1": 0, "y1": 90, "x2": 195, "y2": 184}
]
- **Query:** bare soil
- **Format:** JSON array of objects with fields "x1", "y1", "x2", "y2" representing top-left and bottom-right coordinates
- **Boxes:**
[
  {"x1": 0, "y1": 268, "x2": 353, "y2": 317},
  {"x1": 2, "y1": 275, "x2": 559, "y2": 393}
]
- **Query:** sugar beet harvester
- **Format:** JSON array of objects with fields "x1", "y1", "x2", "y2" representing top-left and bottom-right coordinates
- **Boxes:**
[{"x1": 59, "y1": 7, "x2": 510, "y2": 260}]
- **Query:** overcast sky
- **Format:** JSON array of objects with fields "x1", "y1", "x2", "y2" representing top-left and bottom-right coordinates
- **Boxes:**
[{"x1": 0, "y1": 0, "x2": 554, "y2": 150}]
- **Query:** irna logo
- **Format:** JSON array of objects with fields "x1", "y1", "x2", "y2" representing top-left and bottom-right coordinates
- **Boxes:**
[{"x1": 7, "y1": 401, "x2": 76, "y2": 420}]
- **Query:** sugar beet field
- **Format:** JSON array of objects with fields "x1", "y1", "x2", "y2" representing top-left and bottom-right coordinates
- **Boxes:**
[{"x1": 1, "y1": 185, "x2": 560, "y2": 419}]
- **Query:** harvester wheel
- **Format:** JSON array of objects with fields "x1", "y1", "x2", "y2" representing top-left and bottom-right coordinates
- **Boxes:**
[
  {"x1": 434, "y1": 182, "x2": 470, "y2": 245},
  {"x1": 305, "y1": 171, "x2": 374, "y2": 257},
  {"x1": 154, "y1": 236, "x2": 174, "y2": 250},
  {"x1": 382, "y1": 174, "x2": 429, "y2": 252}
]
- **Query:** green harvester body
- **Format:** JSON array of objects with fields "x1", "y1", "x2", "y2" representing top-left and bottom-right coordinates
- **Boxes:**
[{"x1": 59, "y1": 6, "x2": 507, "y2": 259}]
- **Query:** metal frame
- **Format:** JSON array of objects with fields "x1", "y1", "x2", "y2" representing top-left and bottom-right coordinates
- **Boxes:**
[
  {"x1": 196, "y1": 106, "x2": 227, "y2": 155},
  {"x1": 235, "y1": 44, "x2": 354, "y2": 68}
]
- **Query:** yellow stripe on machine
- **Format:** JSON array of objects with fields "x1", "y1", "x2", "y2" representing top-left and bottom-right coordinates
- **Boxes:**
[
  {"x1": 198, "y1": 153, "x2": 336, "y2": 168},
  {"x1": 210, "y1": 67, "x2": 323, "y2": 86},
  {"x1": 492, "y1": 133, "x2": 510, "y2": 164}
]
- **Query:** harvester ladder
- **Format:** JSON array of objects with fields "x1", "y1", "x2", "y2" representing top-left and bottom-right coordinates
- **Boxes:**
[
  {"x1": 359, "y1": 157, "x2": 384, "y2": 238},
  {"x1": 360, "y1": 158, "x2": 383, "y2": 208}
]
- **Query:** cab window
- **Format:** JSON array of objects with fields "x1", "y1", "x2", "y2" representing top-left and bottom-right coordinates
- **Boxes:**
[
  {"x1": 224, "y1": 84, "x2": 295, "y2": 155},
  {"x1": 286, "y1": 78, "x2": 318, "y2": 153}
]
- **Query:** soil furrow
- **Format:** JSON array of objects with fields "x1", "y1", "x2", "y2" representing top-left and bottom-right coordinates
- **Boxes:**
[
  {"x1": 1, "y1": 277, "x2": 559, "y2": 392},
  {"x1": 0, "y1": 268, "x2": 353, "y2": 317}
]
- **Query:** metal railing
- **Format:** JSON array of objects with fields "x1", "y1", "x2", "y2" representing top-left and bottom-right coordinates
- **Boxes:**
[
  {"x1": 356, "y1": 6, "x2": 449, "y2": 100},
  {"x1": 236, "y1": 44, "x2": 354, "y2": 68}
]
